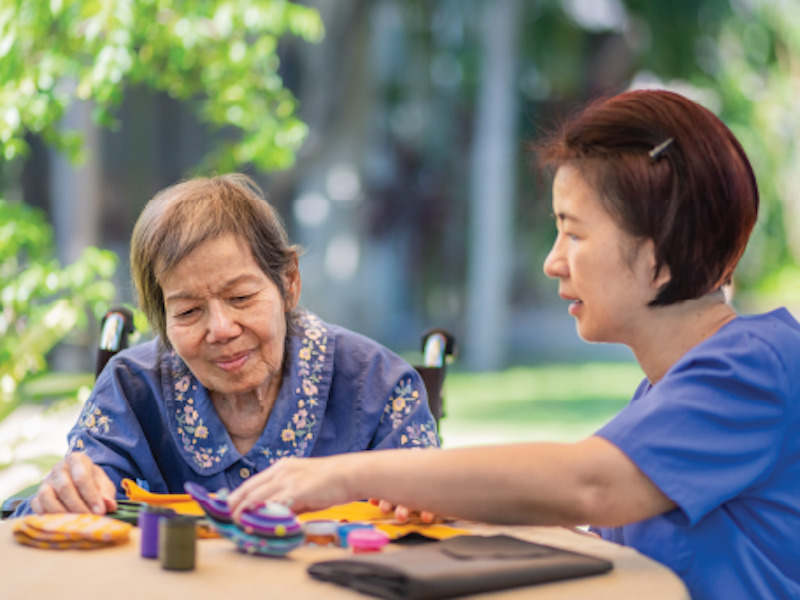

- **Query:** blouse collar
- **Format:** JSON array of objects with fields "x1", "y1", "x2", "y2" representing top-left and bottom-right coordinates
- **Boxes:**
[{"x1": 162, "y1": 310, "x2": 335, "y2": 476}]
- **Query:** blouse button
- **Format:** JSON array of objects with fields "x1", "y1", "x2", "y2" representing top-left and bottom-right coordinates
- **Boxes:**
[{"x1": 239, "y1": 467, "x2": 251, "y2": 479}]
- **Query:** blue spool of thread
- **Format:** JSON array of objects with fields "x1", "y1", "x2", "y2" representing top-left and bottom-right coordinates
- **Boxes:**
[
  {"x1": 138, "y1": 505, "x2": 176, "y2": 559},
  {"x1": 336, "y1": 522, "x2": 375, "y2": 548}
]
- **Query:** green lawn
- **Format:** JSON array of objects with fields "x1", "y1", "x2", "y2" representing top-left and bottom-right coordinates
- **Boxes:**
[{"x1": 437, "y1": 362, "x2": 644, "y2": 447}]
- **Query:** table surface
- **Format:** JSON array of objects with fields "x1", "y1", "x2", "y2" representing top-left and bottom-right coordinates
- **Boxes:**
[{"x1": 1, "y1": 518, "x2": 689, "y2": 600}]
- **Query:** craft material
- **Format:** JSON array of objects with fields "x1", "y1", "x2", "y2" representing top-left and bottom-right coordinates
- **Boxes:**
[
  {"x1": 139, "y1": 505, "x2": 176, "y2": 559},
  {"x1": 159, "y1": 515, "x2": 197, "y2": 571},
  {"x1": 299, "y1": 501, "x2": 472, "y2": 541},
  {"x1": 12, "y1": 514, "x2": 132, "y2": 550},
  {"x1": 239, "y1": 501, "x2": 304, "y2": 538},
  {"x1": 336, "y1": 522, "x2": 375, "y2": 548},
  {"x1": 184, "y1": 481, "x2": 305, "y2": 557},
  {"x1": 107, "y1": 500, "x2": 144, "y2": 525},
  {"x1": 304, "y1": 520, "x2": 339, "y2": 547},
  {"x1": 347, "y1": 528, "x2": 390, "y2": 553},
  {"x1": 122, "y1": 478, "x2": 205, "y2": 516}
]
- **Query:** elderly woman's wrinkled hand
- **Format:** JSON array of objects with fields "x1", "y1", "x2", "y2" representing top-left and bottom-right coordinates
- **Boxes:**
[{"x1": 30, "y1": 453, "x2": 117, "y2": 515}]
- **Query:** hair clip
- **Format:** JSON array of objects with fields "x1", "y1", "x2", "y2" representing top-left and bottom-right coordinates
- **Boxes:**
[{"x1": 649, "y1": 137, "x2": 674, "y2": 160}]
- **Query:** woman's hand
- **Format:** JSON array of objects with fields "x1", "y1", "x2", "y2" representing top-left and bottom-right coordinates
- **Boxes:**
[
  {"x1": 227, "y1": 455, "x2": 357, "y2": 522},
  {"x1": 370, "y1": 498, "x2": 437, "y2": 523},
  {"x1": 30, "y1": 453, "x2": 117, "y2": 515}
]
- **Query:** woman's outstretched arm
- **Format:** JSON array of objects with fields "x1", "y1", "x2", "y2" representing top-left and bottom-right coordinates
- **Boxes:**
[{"x1": 226, "y1": 436, "x2": 675, "y2": 527}]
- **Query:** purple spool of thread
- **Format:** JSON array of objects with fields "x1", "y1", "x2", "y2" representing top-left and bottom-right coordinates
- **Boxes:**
[{"x1": 139, "y1": 505, "x2": 176, "y2": 559}]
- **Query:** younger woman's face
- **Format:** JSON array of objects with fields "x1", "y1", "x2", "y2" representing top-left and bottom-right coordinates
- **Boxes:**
[{"x1": 543, "y1": 164, "x2": 664, "y2": 345}]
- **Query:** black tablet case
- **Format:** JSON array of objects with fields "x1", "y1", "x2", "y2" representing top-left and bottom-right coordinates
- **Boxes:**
[{"x1": 308, "y1": 534, "x2": 614, "y2": 600}]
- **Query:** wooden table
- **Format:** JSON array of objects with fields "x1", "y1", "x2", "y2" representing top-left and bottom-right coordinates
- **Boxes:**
[{"x1": 0, "y1": 518, "x2": 689, "y2": 599}]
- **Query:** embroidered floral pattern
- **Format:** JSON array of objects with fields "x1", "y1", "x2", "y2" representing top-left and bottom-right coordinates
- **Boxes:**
[
  {"x1": 382, "y1": 377, "x2": 438, "y2": 447},
  {"x1": 262, "y1": 312, "x2": 328, "y2": 466},
  {"x1": 75, "y1": 401, "x2": 113, "y2": 435},
  {"x1": 400, "y1": 422, "x2": 440, "y2": 448},
  {"x1": 68, "y1": 401, "x2": 113, "y2": 452},
  {"x1": 169, "y1": 352, "x2": 229, "y2": 470},
  {"x1": 383, "y1": 377, "x2": 420, "y2": 428}
]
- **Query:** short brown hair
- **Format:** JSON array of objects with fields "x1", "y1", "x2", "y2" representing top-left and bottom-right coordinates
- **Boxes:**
[
  {"x1": 130, "y1": 174, "x2": 299, "y2": 344},
  {"x1": 535, "y1": 89, "x2": 759, "y2": 305}
]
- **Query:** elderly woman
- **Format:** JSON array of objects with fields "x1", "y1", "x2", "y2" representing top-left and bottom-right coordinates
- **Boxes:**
[
  {"x1": 226, "y1": 90, "x2": 800, "y2": 599},
  {"x1": 16, "y1": 174, "x2": 439, "y2": 516}
]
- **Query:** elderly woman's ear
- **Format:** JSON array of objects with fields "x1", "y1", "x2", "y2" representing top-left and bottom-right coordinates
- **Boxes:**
[{"x1": 285, "y1": 253, "x2": 302, "y2": 311}]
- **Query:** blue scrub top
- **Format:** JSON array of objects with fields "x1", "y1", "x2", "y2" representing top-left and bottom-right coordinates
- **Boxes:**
[
  {"x1": 595, "y1": 308, "x2": 800, "y2": 599},
  {"x1": 13, "y1": 310, "x2": 439, "y2": 515}
]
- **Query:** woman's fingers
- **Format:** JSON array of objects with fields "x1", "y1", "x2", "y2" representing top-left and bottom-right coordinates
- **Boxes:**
[
  {"x1": 30, "y1": 483, "x2": 67, "y2": 515},
  {"x1": 32, "y1": 453, "x2": 115, "y2": 515},
  {"x1": 371, "y1": 499, "x2": 438, "y2": 524},
  {"x1": 419, "y1": 510, "x2": 436, "y2": 524},
  {"x1": 227, "y1": 456, "x2": 353, "y2": 521},
  {"x1": 94, "y1": 463, "x2": 118, "y2": 513}
]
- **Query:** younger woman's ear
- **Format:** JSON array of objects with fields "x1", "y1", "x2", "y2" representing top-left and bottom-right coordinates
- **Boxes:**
[
  {"x1": 653, "y1": 262, "x2": 671, "y2": 290},
  {"x1": 641, "y1": 239, "x2": 671, "y2": 290}
]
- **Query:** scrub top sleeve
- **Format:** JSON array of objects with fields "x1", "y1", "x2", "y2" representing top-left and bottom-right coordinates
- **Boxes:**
[{"x1": 597, "y1": 334, "x2": 790, "y2": 526}]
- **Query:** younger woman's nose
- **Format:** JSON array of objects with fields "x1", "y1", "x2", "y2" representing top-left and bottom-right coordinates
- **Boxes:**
[{"x1": 543, "y1": 236, "x2": 567, "y2": 279}]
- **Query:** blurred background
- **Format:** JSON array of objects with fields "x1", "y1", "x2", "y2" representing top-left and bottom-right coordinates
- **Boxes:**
[{"x1": 2, "y1": 0, "x2": 800, "y2": 498}]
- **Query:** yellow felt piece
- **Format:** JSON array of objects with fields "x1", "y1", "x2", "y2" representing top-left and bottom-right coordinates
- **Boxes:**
[
  {"x1": 13, "y1": 529, "x2": 115, "y2": 550},
  {"x1": 12, "y1": 514, "x2": 132, "y2": 550},
  {"x1": 121, "y1": 479, "x2": 205, "y2": 516},
  {"x1": 18, "y1": 514, "x2": 132, "y2": 543},
  {"x1": 15, "y1": 521, "x2": 80, "y2": 543},
  {"x1": 298, "y1": 501, "x2": 471, "y2": 540},
  {"x1": 298, "y1": 501, "x2": 387, "y2": 523}
]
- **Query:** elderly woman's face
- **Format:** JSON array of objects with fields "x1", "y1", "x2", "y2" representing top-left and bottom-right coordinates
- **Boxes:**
[{"x1": 160, "y1": 233, "x2": 300, "y2": 397}]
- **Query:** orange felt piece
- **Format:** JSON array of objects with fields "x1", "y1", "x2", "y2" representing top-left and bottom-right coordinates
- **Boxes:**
[
  {"x1": 12, "y1": 514, "x2": 132, "y2": 550},
  {"x1": 121, "y1": 479, "x2": 205, "y2": 516}
]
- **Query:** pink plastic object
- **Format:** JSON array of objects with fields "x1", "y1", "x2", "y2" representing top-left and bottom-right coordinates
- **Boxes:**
[{"x1": 347, "y1": 528, "x2": 390, "y2": 553}]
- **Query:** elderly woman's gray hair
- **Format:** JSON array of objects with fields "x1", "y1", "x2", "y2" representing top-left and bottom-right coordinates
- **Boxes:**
[{"x1": 130, "y1": 174, "x2": 299, "y2": 345}]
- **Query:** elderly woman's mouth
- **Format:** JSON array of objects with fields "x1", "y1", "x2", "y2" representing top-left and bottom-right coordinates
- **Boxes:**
[{"x1": 215, "y1": 352, "x2": 251, "y2": 371}]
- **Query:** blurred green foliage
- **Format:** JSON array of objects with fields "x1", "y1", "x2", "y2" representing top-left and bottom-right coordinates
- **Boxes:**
[
  {"x1": 706, "y1": 2, "x2": 800, "y2": 307},
  {"x1": 0, "y1": 198, "x2": 117, "y2": 422},
  {"x1": 0, "y1": 1, "x2": 323, "y2": 469},
  {"x1": 0, "y1": 0, "x2": 323, "y2": 171}
]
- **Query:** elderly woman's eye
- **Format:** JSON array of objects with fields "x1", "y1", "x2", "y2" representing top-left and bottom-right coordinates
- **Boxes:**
[{"x1": 232, "y1": 293, "x2": 256, "y2": 303}]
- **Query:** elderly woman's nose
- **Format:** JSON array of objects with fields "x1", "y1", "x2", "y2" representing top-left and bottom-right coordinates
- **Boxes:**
[{"x1": 206, "y1": 302, "x2": 239, "y2": 341}]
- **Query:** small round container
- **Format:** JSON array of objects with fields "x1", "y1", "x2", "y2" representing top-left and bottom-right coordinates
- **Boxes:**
[
  {"x1": 138, "y1": 505, "x2": 176, "y2": 559},
  {"x1": 347, "y1": 528, "x2": 390, "y2": 553},
  {"x1": 336, "y1": 522, "x2": 375, "y2": 548},
  {"x1": 303, "y1": 520, "x2": 339, "y2": 547},
  {"x1": 158, "y1": 515, "x2": 197, "y2": 571}
]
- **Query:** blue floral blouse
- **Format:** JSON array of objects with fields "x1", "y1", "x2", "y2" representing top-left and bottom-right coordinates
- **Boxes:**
[{"x1": 15, "y1": 310, "x2": 438, "y2": 512}]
